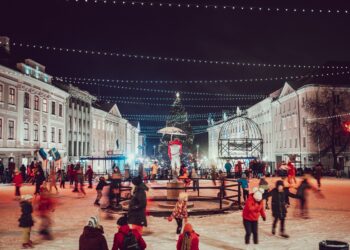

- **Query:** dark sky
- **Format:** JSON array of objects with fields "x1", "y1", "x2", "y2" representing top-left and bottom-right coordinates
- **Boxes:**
[{"x1": 1, "y1": 0, "x2": 350, "y2": 155}]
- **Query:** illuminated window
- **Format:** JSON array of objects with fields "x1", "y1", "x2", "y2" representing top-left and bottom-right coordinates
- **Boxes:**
[
  {"x1": 43, "y1": 99, "x2": 48, "y2": 112},
  {"x1": 8, "y1": 120, "x2": 15, "y2": 139},
  {"x1": 9, "y1": 88, "x2": 15, "y2": 105}
]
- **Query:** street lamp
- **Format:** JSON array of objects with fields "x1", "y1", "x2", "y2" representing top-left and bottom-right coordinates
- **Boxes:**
[
  {"x1": 153, "y1": 145, "x2": 156, "y2": 157},
  {"x1": 196, "y1": 144, "x2": 199, "y2": 159}
]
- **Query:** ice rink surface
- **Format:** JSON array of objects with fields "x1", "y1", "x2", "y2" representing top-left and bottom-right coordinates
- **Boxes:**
[{"x1": 1, "y1": 177, "x2": 350, "y2": 250}]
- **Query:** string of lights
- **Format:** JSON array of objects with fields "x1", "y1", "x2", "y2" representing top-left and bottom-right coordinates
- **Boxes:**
[
  {"x1": 64, "y1": 79, "x2": 266, "y2": 97},
  {"x1": 64, "y1": 0, "x2": 350, "y2": 16},
  {"x1": 306, "y1": 112, "x2": 350, "y2": 122},
  {"x1": 56, "y1": 70, "x2": 350, "y2": 85},
  {"x1": 4, "y1": 40, "x2": 347, "y2": 70},
  {"x1": 123, "y1": 113, "x2": 222, "y2": 119},
  {"x1": 102, "y1": 95, "x2": 261, "y2": 101},
  {"x1": 101, "y1": 98, "x2": 250, "y2": 108}
]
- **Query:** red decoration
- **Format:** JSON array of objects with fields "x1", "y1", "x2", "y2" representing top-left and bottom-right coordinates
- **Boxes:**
[{"x1": 343, "y1": 121, "x2": 350, "y2": 132}]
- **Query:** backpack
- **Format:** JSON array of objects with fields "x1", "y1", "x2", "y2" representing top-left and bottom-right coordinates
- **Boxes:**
[{"x1": 123, "y1": 231, "x2": 140, "y2": 250}]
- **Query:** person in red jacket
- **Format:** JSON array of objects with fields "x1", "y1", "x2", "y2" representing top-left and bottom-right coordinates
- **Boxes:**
[
  {"x1": 242, "y1": 187, "x2": 266, "y2": 245},
  {"x1": 13, "y1": 168, "x2": 23, "y2": 198},
  {"x1": 287, "y1": 161, "x2": 297, "y2": 185},
  {"x1": 177, "y1": 223, "x2": 199, "y2": 250},
  {"x1": 112, "y1": 215, "x2": 147, "y2": 250},
  {"x1": 37, "y1": 186, "x2": 56, "y2": 240}
]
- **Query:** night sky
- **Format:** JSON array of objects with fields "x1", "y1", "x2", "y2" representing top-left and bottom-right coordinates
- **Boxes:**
[{"x1": 1, "y1": 0, "x2": 350, "y2": 155}]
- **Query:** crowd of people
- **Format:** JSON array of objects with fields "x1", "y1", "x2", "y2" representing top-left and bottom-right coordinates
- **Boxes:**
[{"x1": 3, "y1": 157, "x2": 329, "y2": 249}]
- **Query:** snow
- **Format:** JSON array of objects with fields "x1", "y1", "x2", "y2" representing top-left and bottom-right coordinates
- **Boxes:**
[{"x1": 1, "y1": 177, "x2": 350, "y2": 250}]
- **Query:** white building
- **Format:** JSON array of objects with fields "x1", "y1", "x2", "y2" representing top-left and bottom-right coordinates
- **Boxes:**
[
  {"x1": 208, "y1": 82, "x2": 350, "y2": 172},
  {"x1": 0, "y1": 59, "x2": 69, "y2": 168},
  {"x1": 90, "y1": 102, "x2": 141, "y2": 173}
]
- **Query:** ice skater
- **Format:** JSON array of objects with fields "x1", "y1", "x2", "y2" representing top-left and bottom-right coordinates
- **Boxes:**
[
  {"x1": 94, "y1": 176, "x2": 109, "y2": 206},
  {"x1": 242, "y1": 187, "x2": 266, "y2": 244},
  {"x1": 264, "y1": 180, "x2": 298, "y2": 238},
  {"x1": 37, "y1": 186, "x2": 55, "y2": 240},
  {"x1": 14, "y1": 168, "x2": 23, "y2": 199},
  {"x1": 238, "y1": 173, "x2": 249, "y2": 203},
  {"x1": 314, "y1": 162, "x2": 323, "y2": 190},
  {"x1": 168, "y1": 192, "x2": 188, "y2": 235},
  {"x1": 86, "y1": 165, "x2": 94, "y2": 188},
  {"x1": 18, "y1": 194, "x2": 34, "y2": 249},
  {"x1": 48, "y1": 168, "x2": 58, "y2": 194},
  {"x1": 258, "y1": 176, "x2": 270, "y2": 209}
]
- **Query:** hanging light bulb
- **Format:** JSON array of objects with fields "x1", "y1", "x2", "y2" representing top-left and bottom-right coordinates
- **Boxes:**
[{"x1": 176, "y1": 92, "x2": 180, "y2": 98}]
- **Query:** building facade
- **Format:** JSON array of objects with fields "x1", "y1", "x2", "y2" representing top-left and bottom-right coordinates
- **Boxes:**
[
  {"x1": 0, "y1": 59, "x2": 69, "y2": 168},
  {"x1": 208, "y1": 82, "x2": 350, "y2": 173}
]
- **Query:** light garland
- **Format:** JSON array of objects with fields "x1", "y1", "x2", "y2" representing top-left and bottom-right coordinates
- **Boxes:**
[
  {"x1": 63, "y1": 79, "x2": 266, "y2": 97},
  {"x1": 101, "y1": 95, "x2": 262, "y2": 101},
  {"x1": 102, "y1": 98, "x2": 250, "y2": 108},
  {"x1": 56, "y1": 70, "x2": 350, "y2": 85},
  {"x1": 4, "y1": 40, "x2": 347, "y2": 70},
  {"x1": 124, "y1": 113, "x2": 222, "y2": 119},
  {"x1": 306, "y1": 112, "x2": 350, "y2": 122},
  {"x1": 64, "y1": 0, "x2": 350, "y2": 16}
]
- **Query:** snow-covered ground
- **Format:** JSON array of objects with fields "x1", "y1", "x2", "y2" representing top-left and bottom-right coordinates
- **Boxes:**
[{"x1": 1, "y1": 177, "x2": 350, "y2": 250}]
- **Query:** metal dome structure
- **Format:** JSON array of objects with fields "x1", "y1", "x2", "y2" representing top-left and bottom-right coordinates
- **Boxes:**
[{"x1": 218, "y1": 115, "x2": 263, "y2": 160}]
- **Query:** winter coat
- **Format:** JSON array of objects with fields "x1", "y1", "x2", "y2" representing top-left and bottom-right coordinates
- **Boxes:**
[
  {"x1": 96, "y1": 180, "x2": 109, "y2": 190},
  {"x1": 287, "y1": 163, "x2": 296, "y2": 176},
  {"x1": 14, "y1": 173, "x2": 23, "y2": 187},
  {"x1": 237, "y1": 178, "x2": 249, "y2": 189},
  {"x1": 264, "y1": 188, "x2": 298, "y2": 219},
  {"x1": 296, "y1": 179, "x2": 314, "y2": 199},
  {"x1": 0, "y1": 163, "x2": 4, "y2": 174},
  {"x1": 18, "y1": 201, "x2": 34, "y2": 228},
  {"x1": 37, "y1": 194, "x2": 54, "y2": 215},
  {"x1": 176, "y1": 231, "x2": 200, "y2": 250},
  {"x1": 86, "y1": 168, "x2": 94, "y2": 179},
  {"x1": 172, "y1": 201, "x2": 188, "y2": 219},
  {"x1": 79, "y1": 226, "x2": 108, "y2": 250},
  {"x1": 35, "y1": 169, "x2": 45, "y2": 184},
  {"x1": 242, "y1": 194, "x2": 266, "y2": 221},
  {"x1": 112, "y1": 225, "x2": 147, "y2": 250},
  {"x1": 127, "y1": 183, "x2": 148, "y2": 227},
  {"x1": 224, "y1": 163, "x2": 232, "y2": 174}
]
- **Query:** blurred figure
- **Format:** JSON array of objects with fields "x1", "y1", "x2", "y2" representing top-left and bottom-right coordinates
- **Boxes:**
[
  {"x1": 296, "y1": 174, "x2": 324, "y2": 219},
  {"x1": 224, "y1": 160, "x2": 232, "y2": 178},
  {"x1": 79, "y1": 216, "x2": 108, "y2": 250},
  {"x1": 168, "y1": 192, "x2": 188, "y2": 235},
  {"x1": 37, "y1": 186, "x2": 55, "y2": 240},
  {"x1": 19, "y1": 194, "x2": 34, "y2": 249},
  {"x1": 67, "y1": 164, "x2": 74, "y2": 187},
  {"x1": 242, "y1": 188, "x2": 266, "y2": 245},
  {"x1": 287, "y1": 161, "x2": 297, "y2": 185},
  {"x1": 176, "y1": 223, "x2": 199, "y2": 250},
  {"x1": 94, "y1": 176, "x2": 108, "y2": 206},
  {"x1": 13, "y1": 168, "x2": 23, "y2": 199},
  {"x1": 235, "y1": 161, "x2": 243, "y2": 179},
  {"x1": 191, "y1": 168, "x2": 199, "y2": 192},
  {"x1": 314, "y1": 162, "x2": 323, "y2": 190},
  {"x1": 151, "y1": 161, "x2": 158, "y2": 182},
  {"x1": 0, "y1": 159, "x2": 4, "y2": 183},
  {"x1": 34, "y1": 163, "x2": 45, "y2": 195},
  {"x1": 48, "y1": 167, "x2": 58, "y2": 194},
  {"x1": 109, "y1": 167, "x2": 122, "y2": 209},
  {"x1": 128, "y1": 176, "x2": 149, "y2": 235},
  {"x1": 112, "y1": 215, "x2": 147, "y2": 250},
  {"x1": 238, "y1": 173, "x2": 249, "y2": 203},
  {"x1": 86, "y1": 165, "x2": 94, "y2": 188},
  {"x1": 76, "y1": 164, "x2": 86, "y2": 196},
  {"x1": 258, "y1": 176, "x2": 270, "y2": 210},
  {"x1": 20, "y1": 164, "x2": 26, "y2": 182},
  {"x1": 59, "y1": 169, "x2": 66, "y2": 189},
  {"x1": 210, "y1": 163, "x2": 217, "y2": 186},
  {"x1": 279, "y1": 161, "x2": 288, "y2": 179},
  {"x1": 218, "y1": 170, "x2": 227, "y2": 198}
]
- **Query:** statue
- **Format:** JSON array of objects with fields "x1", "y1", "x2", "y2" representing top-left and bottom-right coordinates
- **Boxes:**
[{"x1": 168, "y1": 138, "x2": 182, "y2": 174}]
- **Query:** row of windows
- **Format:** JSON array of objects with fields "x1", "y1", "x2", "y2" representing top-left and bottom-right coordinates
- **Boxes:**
[
  {"x1": 276, "y1": 138, "x2": 306, "y2": 149},
  {"x1": 69, "y1": 116, "x2": 90, "y2": 131},
  {"x1": 0, "y1": 86, "x2": 63, "y2": 116},
  {"x1": 0, "y1": 118, "x2": 62, "y2": 143},
  {"x1": 69, "y1": 98, "x2": 90, "y2": 113}
]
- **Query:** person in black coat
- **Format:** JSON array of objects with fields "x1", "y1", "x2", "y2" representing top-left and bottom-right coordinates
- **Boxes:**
[
  {"x1": 264, "y1": 180, "x2": 298, "y2": 238},
  {"x1": 128, "y1": 176, "x2": 149, "y2": 234},
  {"x1": 18, "y1": 195, "x2": 34, "y2": 248},
  {"x1": 34, "y1": 164, "x2": 46, "y2": 195}
]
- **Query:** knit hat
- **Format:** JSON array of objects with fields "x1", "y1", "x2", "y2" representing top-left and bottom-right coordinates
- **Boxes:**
[
  {"x1": 183, "y1": 223, "x2": 193, "y2": 233},
  {"x1": 116, "y1": 215, "x2": 128, "y2": 226},
  {"x1": 132, "y1": 176, "x2": 143, "y2": 186},
  {"x1": 241, "y1": 173, "x2": 246, "y2": 179},
  {"x1": 252, "y1": 187, "x2": 264, "y2": 202},
  {"x1": 21, "y1": 194, "x2": 33, "y2": 201},
  {"x1": 87, "y1": 216, "x2": 99, "y2": 228},
  {"x1": 178, "y1": 192, "x2": 188, "y2": 202}
]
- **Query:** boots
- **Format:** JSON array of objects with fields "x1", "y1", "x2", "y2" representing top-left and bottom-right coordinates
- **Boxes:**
[
  {"x1": 94, "y1": 200, "x2": 100, "y2": 206},
  {"x1": 280, "y1": 233, "x2": 289, "y2": 238}
]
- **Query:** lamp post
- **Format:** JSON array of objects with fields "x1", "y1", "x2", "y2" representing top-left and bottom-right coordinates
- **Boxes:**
[
  {"x1": 196, "y1": 144, "x2": 199, "y2": 159},
  {"x1": 153, "y1": 145, "x2": 156, "y2": 157}
]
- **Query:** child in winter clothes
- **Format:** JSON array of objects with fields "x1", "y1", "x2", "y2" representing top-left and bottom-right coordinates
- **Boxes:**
[
  {"x1": 112, "y1": 215, "x2": 147, "y2": 250},
  {"x1": 242, "y1": 188, "x2": 266, "y2": 244},
  {"x1": 176, "y1": 223, "x2": 199, "y2": 250},
  {"x1": 14, "y1": 168, "x2": 23, "y2": 198},
  {"x1": 79, "y1": 216, "x2": 109, "y2": 250},
  {"x1": 258, "y1": 177, "x2": 270, "y2": 209},
  {"x1": 18, "y1": 194, "x2": 34, "y2": 249},
  {"x1": 264, "y1": 180, "x2": 298, "y2": 238},
  {"x1": 238, "y1": 174, "x2": 249, "y2": 202},
  {"x1": 168, "y1": 192, "x2": 189, "y2": 235},
  {"x1": 94, "y1": 176, "x2": 108, "y2": 206}
]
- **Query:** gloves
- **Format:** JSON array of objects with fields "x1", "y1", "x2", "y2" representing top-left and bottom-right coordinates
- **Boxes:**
[
  {"x1": 262, "y1": 217, "x2": 266, "y2": 221},
  {"x1": 167, "y1": 216, "x2": 173, "y2": 222}
]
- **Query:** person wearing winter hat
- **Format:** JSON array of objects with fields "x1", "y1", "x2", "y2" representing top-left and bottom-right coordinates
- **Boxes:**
[
  {"x1": 176, "y1": 223, "x2": 199, "y2": 250},
  {"x1": 168, "y1": 192, "x2": 189, "y2": 235},
  {"x1": 237, "y1": 173, "x2": 249, "y2": 202},
  {"x1": 128, "y1": 176, "x2": 149, "y2": 235},
  {"x1": 18, "y1": 194, "x2": 34, "y2": 249},
  {"x1": 112, "y1": 214, "x2": 147, "y2": 250},
  {"x1": 79, "y1": 216, "x2": 108, "y2": 250},
  {"x1": 242, "y1": 187, "x2": 266, "y2": 244},
  {"x1": 263, "y1": 180, "x2": 298, "y2": 238}
]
